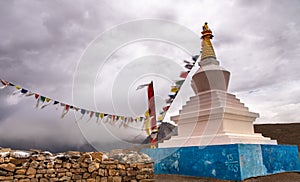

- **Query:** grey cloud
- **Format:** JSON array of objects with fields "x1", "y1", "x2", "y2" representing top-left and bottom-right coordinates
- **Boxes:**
[{"x1": 0, "y1": 0, "x2": 300, "y2": 152}]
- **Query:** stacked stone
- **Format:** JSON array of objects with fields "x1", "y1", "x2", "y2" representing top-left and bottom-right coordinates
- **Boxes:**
[{"x1": 0, "y1": 148, "x2": 154, "y2": 182}]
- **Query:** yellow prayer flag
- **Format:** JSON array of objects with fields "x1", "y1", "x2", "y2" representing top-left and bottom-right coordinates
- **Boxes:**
[
  {"x1": 171, "y1": 87, "x2": 179, "y2": 93},
  {"x1": 144, "y1": 110, "x2": 150, "y2": 118},
  {"x1": 158, "y1": 115, "x2": 164, "y2": 121},
  {"x1": 45, "y1": 98, "x2": 51, "y2": 102},
  {"x1": 120, "y1": 116, "x2": 125, "y2": 120},
  {"x1": 15, "y1": 85, "x2": 21, "y2": 90},
  {"x1": 144, "y1": 118, "x2": 151, "y2": 136},
  {"x1": 100, "y1": 113, "x2": 104, "y2": 119}
]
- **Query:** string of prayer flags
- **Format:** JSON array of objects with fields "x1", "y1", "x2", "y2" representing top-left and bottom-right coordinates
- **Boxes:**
[
  {"x1": 0, "y1": 78, "x2": 145, "y2": 129},
  {"x1": 157, "y1": 55, "x2": 199, "y2": 122}
]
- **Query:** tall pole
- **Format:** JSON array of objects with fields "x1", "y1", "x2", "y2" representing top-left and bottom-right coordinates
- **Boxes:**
[
  {"x1": 147, "y1": 81, "x2": 157, "y2": 131},
  {"x1": 147, "y1": 81, "x2": 158, "y2": 148}
]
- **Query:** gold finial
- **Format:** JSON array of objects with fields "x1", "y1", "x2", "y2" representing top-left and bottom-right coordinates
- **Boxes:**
[
  {"x1": 200, "y1": 22, "x2": 216, "y2": 60},
  {"x1": 202, "y1": 22, "x2": 209, "y2": 31}
]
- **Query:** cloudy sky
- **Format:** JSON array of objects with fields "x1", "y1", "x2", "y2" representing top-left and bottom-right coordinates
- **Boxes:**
[{"x1": 0, "y1": 0, "x2": 299, "y2": 152}]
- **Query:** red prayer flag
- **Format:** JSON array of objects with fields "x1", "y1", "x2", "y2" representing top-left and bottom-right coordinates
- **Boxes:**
[
  {"x1": 163, "y1": 105, "x2": 170, "y2": 111},
  {"x1": 34, "y1": 94, "x2": 39, "y2": 99},
  {"x1": 180, "y1": 71, "x2": 188, "y2": 78}
]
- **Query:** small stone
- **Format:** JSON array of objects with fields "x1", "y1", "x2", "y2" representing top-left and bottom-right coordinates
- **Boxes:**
[
  {"x1": 0, "y1": 148, "x2": 11, "y2": 153},
  {"x1": 55, "y1": 159, "x2": 62, "y2": 163},
  {"x1": 14, "y1": 174, "x2": 26, "y2": 179},
  {"x1": 59, "y1": 176, "x2": 71, "y2": 181},
  {"x1": 26, "y1": 167, "x2": 36, "y2": 175},
  {"x1": 0, "y1": 157, "x2": 4, "y2": 163},
  {"x1": 83, "y1": 172, "x2": 90, "y2": 179},
  {"x1": 36, "y1": 174, "x2": 43, "y2": 178},
  {"x1": 47, "y1": 168, "x2": 55, "y2": 174},
  {"x1": 67, "y1": 151, "x2": 81, "y2": 160},
  {"x1": 72, "y1": 174, "x2": 82, "y2": 180},
  {"x1": 49, "y1": 178, "x2": 59, "y2": 182},
  {"x1": 98, "y1": 168, "x2": 107, "y2": 176},
  {"x1": 72, "y1": 163, "x2": 80, "y2": 169},
  {"x1": 31, "y1": 178, "x2": 39, "y2": 182},
  {"x1": 119, "y1": 169, "x2": 126, "y2": 176},
  {"x1": 96, "y1": 176, "x2": 101, "y2": 182},
  {"x1": 136, "y1": 174, "x2": 146, "y2": 180},
  {"x1": 47, "y1": 163, "x2": 54, "y2": 168},
  {"x1": 81, "y1": 162, "x2": 88, "y2": 168},
  {"x1": 15, "y1": 169, "x2": 26, "y2": 175},
  {"x1": 0, "y1": 163, "x2": 16, "y2": 172},
  {"x1": 30, "y1": 160, "x2": 40, "y2": 168},
  {"x1": 87, "y1": 178, "x2": 96, "y2": 182},
  {"x1": 37, "y1": 169, "x2": 46, "y2": 173},
  {"x1": 91, "y1": 152, "x2": 103, "y2": 161},
  {"x1": 117, "y1": 164, "x2": 125, "y2": 170},
  {"x1": 27, "y1": 174, "x2": 35, "y2": 179},
  {"x1": 108, "y1": 169, "x2": 119, "y2": 176},
  {"x1": 57, "y1": 172, "x2": 65, "y2": 178},
  {"x1": 0, "y1": 169, "x2": 8, "y2": 175},
  {"x1": 63, "y1": 162, "x2": 71, "y2": 169},
  {"x1": 40, "y1": 178, "x2": 49, "y2": 182},
  {"x1": 10, "y1": 158, "x2": 29, "y2": 166},
  {"x1": 100, "y1": 177, "x2": 107, "y2": 182},
  {"x1": 10, "y1": 150, "x2": 31, "y2": 159},
  {"x1": 18, "y1": 178, "x2": 31, "y2": 182},
  {"x1": 55, "y1": 164, "x2": 62, "y2": 168},
  {"x1": 106, "y1": 165, "x2": 116, "y2": 169},
  {"x1": 88, "y1": 162, "x2": 100, "y2": 173},
  {"x1": 112, "y1": 176, "x2": 122, "y2": 182},
  {"x1": 44, "y1": 174, "x2": 56, "y2": 178},
  {"x1": 36, "y1": 155, "x2": 46, "y2": 161},
  {"x1": 56, "y1": 167, "x2": 67, "y2": 173},
  {"x1": 66, "y1": 172, "x2": 72, "y2": 177}
]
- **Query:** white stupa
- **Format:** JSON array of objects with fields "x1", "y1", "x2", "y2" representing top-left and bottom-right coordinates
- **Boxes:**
[{"x1": 159, "y1": 23, "x2": 277, "y2": 148}]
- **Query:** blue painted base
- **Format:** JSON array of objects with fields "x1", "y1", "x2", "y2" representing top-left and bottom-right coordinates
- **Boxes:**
[{"x1": 141, "y1": 144, "x2": 300, "y2": 181}]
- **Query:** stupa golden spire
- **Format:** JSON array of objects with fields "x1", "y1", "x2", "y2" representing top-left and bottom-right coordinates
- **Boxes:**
[{"x1": 200, "y1": 22, "x2": 216, "y2": 61}]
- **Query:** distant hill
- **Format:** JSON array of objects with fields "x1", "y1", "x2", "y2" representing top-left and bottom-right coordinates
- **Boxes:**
[{"x1": 254, "y1": 123, "x2": 300, "y2": 152}]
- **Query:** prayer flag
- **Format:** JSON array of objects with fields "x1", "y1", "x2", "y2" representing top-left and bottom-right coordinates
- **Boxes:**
[
  {"x1": 171, "y1": 87, "x2": 179, "y2": 93},
  {"x1": 185, "y1": 64, "x2": 193, "y2": 70},
  {"x1": 20, "y1": 88, "x2": 28, "y2": 94},
  {"x1": 180, "y1": 71, "x2": 188, "y2": 78},
  {"x1": 175, "y1": 80, "x2": 184, "y2": 87},
  {"x1": 163, "y1": 105, "x2": 170, "y2": 111},
  {"x1": 136, "y1": 83, "x2": 150, "y2": 90}
]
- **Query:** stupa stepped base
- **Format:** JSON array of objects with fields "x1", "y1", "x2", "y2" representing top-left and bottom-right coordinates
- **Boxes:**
[{"x1": 160, "y1": 90, "x2": 277, "y2": 148}]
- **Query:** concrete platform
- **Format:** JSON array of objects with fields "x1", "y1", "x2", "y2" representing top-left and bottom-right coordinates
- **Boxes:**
[{"x1": 142, "y1": 144, "x2": 300, "y2": 181}]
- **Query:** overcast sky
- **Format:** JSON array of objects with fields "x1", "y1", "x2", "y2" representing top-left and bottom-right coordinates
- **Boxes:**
[{"x1": 0, "y1": 0, "x2": 299, "y2": 152}]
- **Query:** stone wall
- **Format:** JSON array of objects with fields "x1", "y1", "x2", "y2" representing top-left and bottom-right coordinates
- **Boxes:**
[{"x1": 0, "y1": 148, "x2": 154, "y2": 182}]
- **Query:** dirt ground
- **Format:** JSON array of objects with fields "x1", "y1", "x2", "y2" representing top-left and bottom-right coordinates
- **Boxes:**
[
  {"x1": 155, "y1": 172, "x2": 300, "y2": 182},
  {"x1": 155, "y1": 123, "x2": 300, "y2": 181}
]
